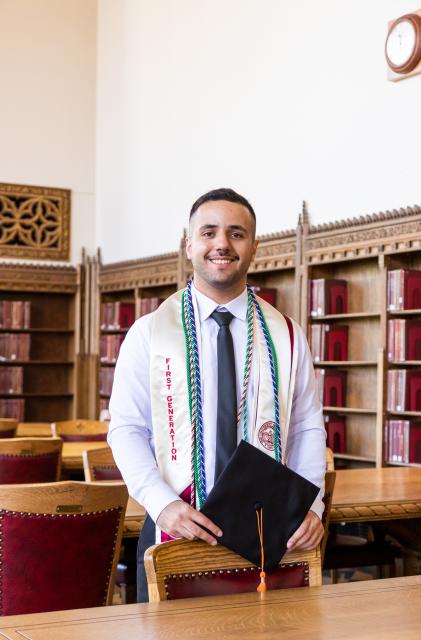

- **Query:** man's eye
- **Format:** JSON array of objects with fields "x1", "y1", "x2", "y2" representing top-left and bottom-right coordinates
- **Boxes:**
[
  {"x1": 203, "y1": 232, "x2": 214, "y2": 237},
  {"x1": 231, "y1": 232, "x2": 244, "y2": 238}
]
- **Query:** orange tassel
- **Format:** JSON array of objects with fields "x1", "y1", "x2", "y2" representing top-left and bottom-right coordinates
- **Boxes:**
[{"x1": 256, "y1": 507, "x2": 267, "y2": 592}]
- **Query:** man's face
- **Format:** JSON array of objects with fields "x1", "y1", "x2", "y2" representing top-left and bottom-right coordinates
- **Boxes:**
[{"x1": 186, "y1": 200, "x2": 258, "y2": 299}]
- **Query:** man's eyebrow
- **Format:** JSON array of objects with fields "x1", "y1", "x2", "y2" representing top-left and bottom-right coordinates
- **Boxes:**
[{"x1": 198, "y1": 224, "x2": 248, "y2": 233}]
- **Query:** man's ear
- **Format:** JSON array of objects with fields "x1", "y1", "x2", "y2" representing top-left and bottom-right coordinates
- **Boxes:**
[{"x1": 251, "y1": 239, "x2": 259, "y2": 260}]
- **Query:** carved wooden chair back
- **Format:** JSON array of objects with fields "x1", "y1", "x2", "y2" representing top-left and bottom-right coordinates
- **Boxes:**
[
  {"x1": 17, "y1": 422, "x2": 52, "y2": 437},
  {"x1": 51, "y1": 419, "x2": 109, "y2": 442},
  {"x1": 0, "y1": 418, "x2": 18, "y2": 439},
  {"x1": 144, "y1": 538, "x2": 322, "y2": 602},
  {"x1": 0, "y1": 481, "x2": 128, "y2": 616},
  {"x1": 0, "y1": 437, "x2": 63, "y2": 483},
  {"x1": 82, "y1": 446, "x2": 123, "y2": 482}
]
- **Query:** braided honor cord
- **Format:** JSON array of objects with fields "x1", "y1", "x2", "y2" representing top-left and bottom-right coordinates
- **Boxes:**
[
  {"x1": 181, "y1": 281, "x2": 281, "y2": 507},
  {"x1": 247, "y1": 286, "x2": 282, "y2": 462}
]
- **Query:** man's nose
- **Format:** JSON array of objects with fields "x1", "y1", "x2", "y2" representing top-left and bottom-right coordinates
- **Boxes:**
[{"x1": 214, "y1": 232, "x2": 231, "y2": 251}]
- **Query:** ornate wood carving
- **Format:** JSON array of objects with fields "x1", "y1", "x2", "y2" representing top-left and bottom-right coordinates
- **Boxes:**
[
  {"x1": 0, "y1": 183, "x2": 70, "y2": 261},
  {"x1": 306, "y1": 205, "x2": 421, "y2": 264},
  {"x1": 100, "y1": 252, "x2": 179, "y2": 291},
  {"x1": 251, "y1": 230, "x2": 296, "y2": 272},
  {"x1": 0, "y1": 262, "x2": 77, "y2": 293},
  {"x1": 331, "y1": 501, "x2": 421, "y2": 523}
]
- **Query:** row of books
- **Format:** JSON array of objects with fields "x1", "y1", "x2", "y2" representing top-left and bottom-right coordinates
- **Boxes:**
[
  {"x1": 0, "y1": 398, "x2": 25, "y2": 421},
  {"x1": 101, "y1": 302, "x2": 135, "y2": 330},
  {"x1": 0, "y1": 300, "x2": 31, "y2": 329},
  {"x1": 0, "y1": 367, "x2": 23, "y2": 395},
  {"x1": 0, "y1": 334, "x2": 31, "y2": 361},
  {"x1": 387, "y1": 269, "x2": 421, "y2": 311},
  {"x1": 387, "y1": 319, "x2": 421, "y2": 361},
  {"x1": 315, "y1": 369, "x2": 347, "y2": 407},
  {"x1": 100, "y1": 334, "x2": 125, "y2": 363},
  {"x1": 387, "y1": 370, "x2": 421, "y2": 412},
  {"x1": 100, "y1": 298, "x2": 165, "y2": 331},
  {"x1": 385, "y1": 420, "x2": 421, "y2": 464},
  {"x1": 309, "y1": 324, "x2": 348, "y2": 362},
  {"x1": 310, "y1": 279, "x2": 348, "y2": 317},
  {"x1": 99, "y1": 367, "x2": 115, "y2": 396}
]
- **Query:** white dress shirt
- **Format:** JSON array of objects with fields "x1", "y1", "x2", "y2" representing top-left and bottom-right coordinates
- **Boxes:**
[{"x1": 108, "y1": 285, "x2": 326, "y2": 522}]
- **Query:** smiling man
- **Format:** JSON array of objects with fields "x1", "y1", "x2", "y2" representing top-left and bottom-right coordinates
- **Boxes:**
[{"x1": 108, "y1": 188, "x2": 326, "y2": 602}]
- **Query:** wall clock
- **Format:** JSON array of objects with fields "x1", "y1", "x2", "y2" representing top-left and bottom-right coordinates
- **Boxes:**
[{"x1": 385, "y1": 12, "x2": 421, "y2": 75}]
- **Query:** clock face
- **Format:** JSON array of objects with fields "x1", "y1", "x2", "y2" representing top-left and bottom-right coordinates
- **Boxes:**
[
  {"x1": 385, "y1": 13, "x2": 421, "y2": 74},
  {"x1": 386, "y1": 19, "x2": 416, "y2": 67}
]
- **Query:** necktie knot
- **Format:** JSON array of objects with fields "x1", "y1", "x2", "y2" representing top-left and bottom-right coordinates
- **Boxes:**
[{"x1": 211, "y1": 309, "x2": 234, "y2": 328}]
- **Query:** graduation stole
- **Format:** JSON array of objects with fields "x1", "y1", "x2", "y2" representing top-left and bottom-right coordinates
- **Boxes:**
[{"x1": 150, "y1": 284, "x2": 298, "y2": 534}]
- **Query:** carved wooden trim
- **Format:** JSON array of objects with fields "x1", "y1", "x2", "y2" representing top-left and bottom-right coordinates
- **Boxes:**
[
  {"x1": 100, "y1": 253, "x2": 179, "y2": 291},
  {"x1": 0, "y1": 262, "x2": 77, "y2": 293},
  {"x1": 0, "y1": 183, "x2": 70, "y2": 260},
  {"x1": 306, "y1": 205, "x2": 421, "y2": 264},
  {"x1": 330, "y1": 501, "x2": 421, "y2": 523}
]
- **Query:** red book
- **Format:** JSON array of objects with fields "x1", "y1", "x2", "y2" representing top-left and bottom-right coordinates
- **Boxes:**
[
  {"x1": 388, "y1": 269, "x2": 421, "y2": 310},
  {"x1": 324, "y1": 370, "x2": 347, "y2": 407},
  {"x1": 117, "y1": 303, "x2": 135, "y2": 329},
  {"x1": 251, "y1": 287, "x2": 277, "y2": 307},
  {"x1": 408, "y1": 370, "x2": 421, "y2": 411},
  {"x1": 409, "y1": 421, "x2": 421, "y2": 464},
  {"x1": 324, "y1": 415, "x2": 346, "y2": 453},
  {"x1": 407, "y1": 320, "x2": 421, "y2": 360},
  {"x1": 324, "y1": 325, "x2": 348, "y2": 361},
  {"x1": 310, "y1": 279, "x2": 347, "y2": 316}
]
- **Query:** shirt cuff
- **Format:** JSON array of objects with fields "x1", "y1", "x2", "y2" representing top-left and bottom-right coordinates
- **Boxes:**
[
  {"x1": 309, "y1": 491, "x2": 325, "y2": 520},
  {"x1": 140, "y1": 480, "x2": 182, "y2": 523}
]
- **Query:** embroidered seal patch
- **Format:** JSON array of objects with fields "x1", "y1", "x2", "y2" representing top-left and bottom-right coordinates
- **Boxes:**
[{"x1": 258, "y1": 421, "x2": 275, "y2": 451}]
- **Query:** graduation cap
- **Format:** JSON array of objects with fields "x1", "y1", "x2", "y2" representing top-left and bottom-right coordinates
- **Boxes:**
[{"x1": 201, "y1": 440, "x2": 319, "y2": 590}]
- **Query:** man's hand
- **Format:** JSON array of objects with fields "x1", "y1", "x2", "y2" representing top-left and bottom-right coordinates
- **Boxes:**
[
  {"x1": 286, "y1": 511, "x2": 324, "y2": 552},
  {"x1": 156, "y1": 500, "x2": 223, "y2": 545}
]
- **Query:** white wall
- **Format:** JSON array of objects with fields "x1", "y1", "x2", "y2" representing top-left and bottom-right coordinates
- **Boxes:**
[
  {"x1": 97, "y1": 0, "x2": 421, "y2": 264},
  {"x1": 0, "y1": 0, "x2": 97, "y2": 264}
]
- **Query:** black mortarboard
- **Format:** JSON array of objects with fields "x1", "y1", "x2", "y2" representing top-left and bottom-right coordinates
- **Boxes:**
[{"x1": 201, "y1": 440, "x2": 319, "y2": 574}]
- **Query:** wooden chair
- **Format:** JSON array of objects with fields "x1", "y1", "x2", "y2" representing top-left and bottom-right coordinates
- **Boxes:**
[
  {"x1": 326, "y1": 447, "x2": 335, "y2": 471},
  {"x1": 0, "y1": 438, "x2": 63, "y2": 483},
  {"x1": 320, "y1": 470, "x2": 336, "y2": 565},
  {"x1": 0, "y1": 481, "x2": 128, "y2": 616},
  {"x1": 145, "y1": 539, "x2": 321, "y2": 602},
  {"x1": 51, "y1": 419, "x2": 109, "y2": 442},
  {"x1": 82, "y1": 446, "x2": 123, "y2": 481},
  {"x1": 0, "y1": 418, "x2": 18, "y2": 439},
  {"x1": 17, "y1": 422, "x2": 52, "y2": 438}
]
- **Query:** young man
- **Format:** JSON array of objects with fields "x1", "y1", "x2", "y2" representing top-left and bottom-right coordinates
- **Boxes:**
[{"x1": 108, "y1": 188, "x2": 326, "y2": 602}]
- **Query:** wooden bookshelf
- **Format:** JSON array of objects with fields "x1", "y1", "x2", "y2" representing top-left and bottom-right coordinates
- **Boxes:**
[
  {"x1": 90, "y1": 251, "x2": 181, "y2": 417},
  {"x1": 0, "y1": 263, "x2": 80, "y2": 422},
  {"x1": 302, "y1": 203, "x2": 421, "y2": 468}
]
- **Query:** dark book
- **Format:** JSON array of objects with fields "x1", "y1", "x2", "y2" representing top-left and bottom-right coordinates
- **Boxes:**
[
  {"x1": 323, "y1": 370, "x2": 347, "y2": 407},
  {"x1": 310, "y1": 279, "x2": 348, "y2": 316},
  {"x1": 324, "y1": 325, "x2": 348, "y2": 361},
  {"x1": 324, "y1": 415, "x2": 346, "y2": 453}
]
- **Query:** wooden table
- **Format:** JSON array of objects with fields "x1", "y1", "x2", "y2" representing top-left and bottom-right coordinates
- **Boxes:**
[
  {"x1": 61, "y1": 442, "x2": 110, "y2": 471},
  {"x1": 331, "y1": 467, "x2": 421, "y2": 523},
  {"x1": 124, "y1": 496, "x2": 145, "y2": 537},
  {"x1": 1, "y1": 575, "x2": 420, "y2": 639}
]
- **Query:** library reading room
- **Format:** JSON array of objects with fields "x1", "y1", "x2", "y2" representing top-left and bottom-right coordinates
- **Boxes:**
[{"x1": 1, "y1": 1, "x2": 421, "y2": 638}]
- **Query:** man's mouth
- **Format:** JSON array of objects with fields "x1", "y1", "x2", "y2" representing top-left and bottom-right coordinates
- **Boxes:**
[{"x1": 207, "y1": 256, "x2": 238, "y2": 265}]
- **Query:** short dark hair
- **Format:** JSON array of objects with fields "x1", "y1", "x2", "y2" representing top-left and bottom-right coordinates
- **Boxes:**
[{"x1": 189, "y1": 188, "x2": 256, "y2": 226}]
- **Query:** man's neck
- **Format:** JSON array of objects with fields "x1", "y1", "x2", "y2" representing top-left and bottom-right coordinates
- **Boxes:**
[{"x1": 192, "y1": 278, "x2": 246, "y2": 305}]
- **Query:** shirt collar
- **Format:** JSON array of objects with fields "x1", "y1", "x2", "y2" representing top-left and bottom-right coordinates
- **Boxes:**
[{"x1": 191, "y1": 282, "x2": 248, "y2": 322}]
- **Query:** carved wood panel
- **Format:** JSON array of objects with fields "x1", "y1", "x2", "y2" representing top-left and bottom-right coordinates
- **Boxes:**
[{"x1": 0, "y1": 183, "x2": 70, "y2": 260}]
